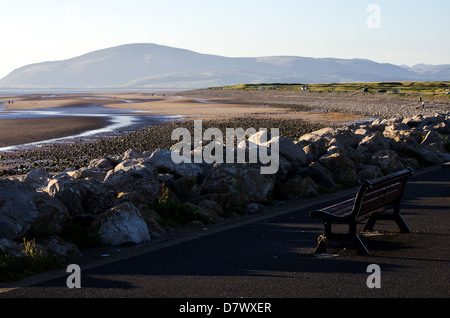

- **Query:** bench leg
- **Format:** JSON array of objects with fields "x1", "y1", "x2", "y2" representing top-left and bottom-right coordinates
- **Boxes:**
[
  {"x1": 363, "y1": 204, "x2": 411, "y2": 234},
  {"x1": 350, "y1": 223, "x2": 370, "y2": 255},
  {"x1": 314, "y1": 222, "x2": 370, "y2": 255},
  {"x1": 363, "y1": 215, "x2": 377, "y2": 232},
  {"x1": 394, "y1": 214, "x2": 411, "y2": 233},
  {"x1": 314, "y1": 235, "x2": 328, "y2": 254},
  {"x1": 353, "y1": 234, "x2": 370, "y2": 255}
]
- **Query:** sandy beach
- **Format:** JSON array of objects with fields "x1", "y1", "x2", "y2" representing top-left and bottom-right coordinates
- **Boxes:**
[{"x1": 2, "y1": 88, "x2": 444, "y2": 176}]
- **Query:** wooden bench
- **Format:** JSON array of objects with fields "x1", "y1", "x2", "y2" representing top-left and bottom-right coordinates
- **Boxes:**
[{"x1": 309, "y1": 168, "x2": 414, "y2": 255}]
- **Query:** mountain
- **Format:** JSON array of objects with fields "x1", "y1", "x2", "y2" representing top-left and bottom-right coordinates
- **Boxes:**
[{"x1": 1, "y1": 43, "x2": 449, "y2": 89}]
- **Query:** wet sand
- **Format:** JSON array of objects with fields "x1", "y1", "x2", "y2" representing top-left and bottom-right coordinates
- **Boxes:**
[
  {"x1": 0, "y1": 117, "x2": 110, "y2": 148},
  {"x1": 0, "y1": 92, "x2": 370, "y2": 149}
]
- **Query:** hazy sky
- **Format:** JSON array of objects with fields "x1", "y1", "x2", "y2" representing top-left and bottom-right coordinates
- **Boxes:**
[{"x1": 1, "y1": 0, "x2": 449, "y2": 78}]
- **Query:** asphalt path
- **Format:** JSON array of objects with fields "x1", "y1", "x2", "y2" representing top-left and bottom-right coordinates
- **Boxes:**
[{"x1": 1, "y1": 165, "x2": 449, "y2": 304}]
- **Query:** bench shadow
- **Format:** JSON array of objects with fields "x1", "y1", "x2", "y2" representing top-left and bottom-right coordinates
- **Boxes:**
[{"x1": 33, "y1": 215, "x2": 409, "y2": 289}]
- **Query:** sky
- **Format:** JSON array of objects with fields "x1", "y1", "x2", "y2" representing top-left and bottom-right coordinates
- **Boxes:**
[{"x1": 0, "y1": 0, "x2": 449, "y2": 79}]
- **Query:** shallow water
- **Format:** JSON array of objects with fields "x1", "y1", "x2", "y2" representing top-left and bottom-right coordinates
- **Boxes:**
[{"x1": 0, "y1": 102, "x2": 181, "y2": 152}]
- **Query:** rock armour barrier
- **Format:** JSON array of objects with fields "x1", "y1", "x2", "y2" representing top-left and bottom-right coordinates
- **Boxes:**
[{"x1": 1, "y1": 112, "x2": 449, "y2": 259}]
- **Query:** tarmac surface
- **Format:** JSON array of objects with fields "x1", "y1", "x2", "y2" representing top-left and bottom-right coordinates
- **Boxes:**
[{"x1": 0, "y1": 164, "x2": 449, "y2": 302}]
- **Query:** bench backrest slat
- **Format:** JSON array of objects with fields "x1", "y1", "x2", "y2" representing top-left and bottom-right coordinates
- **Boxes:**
[{"x1": 351, "y1": 168, "x2": 413, "y2": 220}]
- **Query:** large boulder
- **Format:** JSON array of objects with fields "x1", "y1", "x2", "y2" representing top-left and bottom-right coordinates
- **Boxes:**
[
  {"x1": 169, "y1": 176, "x2": 202, "y2": 203},
  {"x1": 91, "y1": 202, "x2": 150, "y2": 246},
  {"x1": 370, "y1": 149, "x2": 405, "y2": 174},
  {"x1": 45, "y1": 177, "x2": 115, "y2": 217},
  {"x1": 318, "y1": 150, "x2": 359, "y2": 186},
  {"x1": 39, "y1": 236, "x2": 81, "y2": 259},
  {"x1": 104, "y1": 158, "x2": 161, "y2": 206},
  {"x1": 67, "y1": 167, "x2": 108, "y2": 181},
  {"x1": 88, "y1": 157, "x2": 115, "y2": 171},
  {"x1": 298, "y1": 127, "x2": 337, "y2": 146},
  {"x1": 201, "y1": 163, "x2": 275, "y2": 205},
  {"x1": 299, "y1": 162, "x2": 336, "y2": 189},
  {"x1": 27, "y1": 192, "x2": 72, "y2": 238},
  {"x1": 356, "y1": 131, "x2": 391, "y2": 155},
  {"x1": 146, "y1": 149, "x2": 204, "y2": 178},
  {"x1": 393, "y1": 142, "x2": 445, "y2": 167},
  {"x1": 357, "y1": 164, "x2": 384, "y2": 181},
  {"x1": 0, "y1": 179, "x2": 40, "y2": 240},
  {"x1": 248, "y1": 131, "x2": 308, "y2": 165},
  {"x1": 21, "y1": 169, "x2": 52, "y2": 189},
  {"x1": 276, "y1": 176, "x2": 318, "y2": 199}
]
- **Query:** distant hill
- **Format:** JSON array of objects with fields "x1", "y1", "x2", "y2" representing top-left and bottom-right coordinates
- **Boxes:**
[{"x1": 1, "y1": 43, "x2": 449, "y2": 89}]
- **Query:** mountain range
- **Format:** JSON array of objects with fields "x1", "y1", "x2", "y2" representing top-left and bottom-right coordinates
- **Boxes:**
[{"x1": 1, "y1": 43, "x2": 449, "y2": 89}]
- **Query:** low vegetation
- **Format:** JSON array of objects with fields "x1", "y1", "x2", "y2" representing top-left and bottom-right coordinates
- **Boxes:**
[
  {"x1": 0, "y1": 238, "x2": 62, "y2": 282},
  {"x1": 211, "y1": 81, "x2": 450, "y2": 96}
]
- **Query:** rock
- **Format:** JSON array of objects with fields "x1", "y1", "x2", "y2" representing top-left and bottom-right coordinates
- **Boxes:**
[
  {"x1": 22, "y1": 169, "x2": 52, "y2": 189},
  {"x1": 433, "y1": 121, "x2": 450, "y2": 135},
  {"x1": 370, "y1": 149, "x2": 405, "y2": 174},
  {"x1": 120, "y1": 148, "x2": 144, "y2": 161},
  {"x1": 249, "y1": 132, "x2": 308, "y2": 165},
  {"x1": 0, "y1": 179, "x2": 39, "y2": 240},
  {"x1": 146, "y1": 148, "x2": 204, "y2": 178},
  {"x1": 158, "y1": 173, "x2": 175, "y2": 185},
  {"x1": 246, "y1": 203, "x2": 263, "y2": 214},
  {"x1": 68, "y1": 167, "x2": 108, "y2": 181},
  {"x1": 91, "y1": 202, "x2": 150, "y2": 246},
  {"x1": 169, "y1": 176, "x2": 201, "y2": 203},
  {"x1": 394, "y1": 142, "x2": 444, "y2": 166},
  {"x1": 194, "y1": 197, "x2": 225, "y2": 218},
  {"x1": 318, "y1": 150, "x2": 359, "y2": 186},
  {"x1": 302, "y1": 142, "x2": 326, "y2": 163},
  {"x1": 275, "y1": 155, "x2": 293, "y2": 182},
  {"x1": 0, "y1": 238, "x2": 23, "y2": 257},
  {"x1": 370, "y1": 118, "x2": 389, "y2": 132},
  {"x1": 45, "y1": 177, "x2": 115, "y2": 217},
  {"x1": 139, "y1": 207, "x2": 166, "y2": 237},
  {"x1": 104, "y1": 161, "x2": 161, "y2": 206},
  {"x1": 357, "y1": 132, "x2": 391, "y2": 155},
  {"x1": 299, "y1": 127, "x2": 337, "y2": 145},
  {"x1": 39, "y1": 236, "x2": 81, "y2": 259},
  {"x1": 299, "y1": 162, "x2": 336, "y2": 188},
  {"x1": 110, "y1": 158, "x2": 158, "y2": 180},
  {"x1": 330, "y1": 127, "x2": 364, "y2": 149},
  {"x1": 402, "y1": 115, "x2": 423, "y2": 128},
  {"x1": 27, "y1": 192, "x2": 72, "y2": 238},
  {"x1": 88, "y1": 158, "x2": 115, "y2": 171},
  {"x1": 201, "y1": 163, "x2": 275, "y2": 205},
  {"x1": 276, "y1": 176, "x2": 318, "y2": 199},
  {"x1": 357, "y1": 165, "x2": 383, "y2": 181},
  {"x1": 353, "y1": 125, "x2": 372, "y2": 136}
]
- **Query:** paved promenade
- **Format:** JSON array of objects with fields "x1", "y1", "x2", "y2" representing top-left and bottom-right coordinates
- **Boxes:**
[{"x1": 1, "y1": 165, "x2": 449, "y2": 300}]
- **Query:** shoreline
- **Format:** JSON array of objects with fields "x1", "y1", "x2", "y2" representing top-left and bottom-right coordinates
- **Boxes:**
[
  {"x1": 0, "y1": 91, "x2": 372, "y2": 152},
  {"x1": 2, "y1": 88, "x2": 448, "y2": 177}
]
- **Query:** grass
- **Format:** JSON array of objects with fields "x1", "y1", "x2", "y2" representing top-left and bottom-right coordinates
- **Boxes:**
[
  {"x1": 0, "y1": 238, "x2": 62, "y2": 282},
  {"x1": 210, "y1": 81, "x2": 450, "y2": 96},
  {"x1": 149, "y1": 182, "x2": 211, "y2": 227}
]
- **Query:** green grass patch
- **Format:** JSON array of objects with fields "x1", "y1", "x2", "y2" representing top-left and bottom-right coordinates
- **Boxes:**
[
  {"x1": 150, "y1": 182, "x2": 210, "y2": 227},
  {"x1": 210, "y1": 81, "x2": 450, "y2": 95}
]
